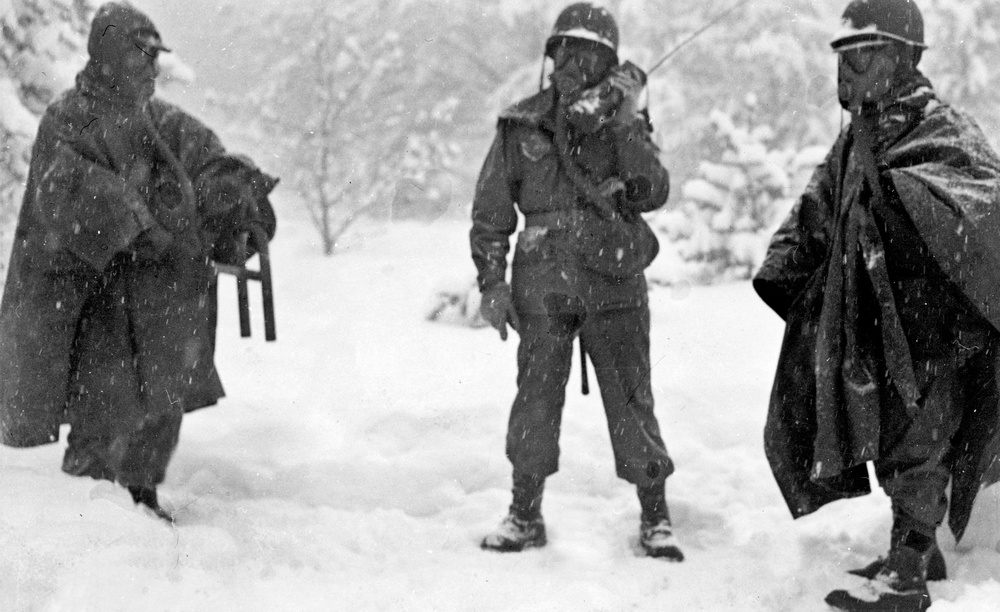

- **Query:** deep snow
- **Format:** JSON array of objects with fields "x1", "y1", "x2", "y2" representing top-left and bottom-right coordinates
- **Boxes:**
[{"x1": 2, "y1": 203, "x2": 1000, "y2": 611}]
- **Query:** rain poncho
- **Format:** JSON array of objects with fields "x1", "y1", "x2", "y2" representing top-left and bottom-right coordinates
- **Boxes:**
[
  {"x1": 0, "y1": 3, "x2": 276, "y2": 487},
  {"x1": 754, "y1": 77, "x2": 1000, "y2": 539}
]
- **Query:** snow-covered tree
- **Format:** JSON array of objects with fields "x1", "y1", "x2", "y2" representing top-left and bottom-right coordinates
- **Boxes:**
[
  {"x1": 424, "y1": 276, "x2": 488, "y2": 329},
  {"x1": 921, "y1": 0, "x2": 1000, "y2": 145},
  {"x1": 209, "y1": 0, "x2": 474, "y2": 255}
]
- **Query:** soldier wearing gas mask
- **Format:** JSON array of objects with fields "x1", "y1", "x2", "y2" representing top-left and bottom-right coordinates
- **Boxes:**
[
  {"x1": 471, "y1": 3, "x2": 680, "y2": 559},
  {"x1": 0, "y1": 2, "x2": 276, "y2": 521},
  {"x1": 754, "y1": 1, "x2": 1000, "y2": 610}
]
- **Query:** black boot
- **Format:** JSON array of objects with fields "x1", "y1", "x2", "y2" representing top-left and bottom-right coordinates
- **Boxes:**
[
  {"x1": 481, "y1": 472, "x2": 546, "y2": 552},
  {"x1": 637, "y1": 482, "x2": 683, "y2": 561},
  {"x1": 128, "y1": 485, "x2": 174, "y2": 523},
  {"x1": 848, "y1": 508, "x2": 947, "y2": 581},
  {"x1": 847, "y1": 546, "x2": 946, "y2": 582},
  {"x1": 826, "y1": 531, "x2": 933, "y2": 612}
]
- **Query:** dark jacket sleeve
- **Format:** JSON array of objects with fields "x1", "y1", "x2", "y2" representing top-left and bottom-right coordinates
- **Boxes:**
[
  {"x1": 153, "y1": 100, "x2": 226, "y2": 181},
  {"x1": 151, "y1": 100, "x2": 277, "y2": 262},
  {"x1": 470, "y1": 124, "x2": 520, "y2": 292},
  {"x1": 613, "y1": 117, "x2": 670, "y2": 214},
  {"x1": 753, "y1": 143, "x2": 839, "y2": 320},
  {"x1": 31, "y1": 106, "x2": 154, "y2": 271}
]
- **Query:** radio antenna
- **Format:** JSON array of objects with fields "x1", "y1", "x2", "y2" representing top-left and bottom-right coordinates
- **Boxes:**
[{"x1": 646, "y1": 0, "x2": 754, "y2": 76}]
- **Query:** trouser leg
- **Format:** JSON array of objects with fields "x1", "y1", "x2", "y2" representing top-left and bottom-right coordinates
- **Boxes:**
[
  {"x1": 510, "y1": 471, "x2": 545, "y2": 520},
  {"x1": 505, "y1": 313, "x2": 578, "y2": 477},
  {"x1": 583, "y1": 307, "x2": 673, "y2": 487},
  {"x1": 638, "y1": 481, "x2": 671, "y2": 524},
  {"x1": 116, "y1": 261, "x2": 194, "y2": 488},
  {"x1": 875, "y1": 356, "x2": 965, "y2": 535},
  {"x1": 111, "y1": 413, "x2": 182, "y2": 487}
]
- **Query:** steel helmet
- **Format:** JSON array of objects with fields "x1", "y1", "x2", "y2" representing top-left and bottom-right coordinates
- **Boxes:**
[
  {"x1": 831, "y1": 0, "x2": 926, "y2": 51},
  {"x1": 544, "y1": 3, "x2": 619, "y2": 59}
]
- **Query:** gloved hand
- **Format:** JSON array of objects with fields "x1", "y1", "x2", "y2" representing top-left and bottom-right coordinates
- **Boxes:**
[
  {"x1": 131, "y1": 225, "x2": 174, "y2": 261},
  {"x1": 480, "y1": 282, "x2": 520, "y2": 341},
  {"x1": 607, "y1": 64, "x2": 644, "y2": 125},
  {"x1": 131, "y1": 224, "x2": 203, "y2": 262}
]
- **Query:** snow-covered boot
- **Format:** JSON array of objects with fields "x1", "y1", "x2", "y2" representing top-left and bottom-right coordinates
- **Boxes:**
[
  {"x1": 639, "y1": 518, "x2": 684, "y2": 561},
  {"x1": 637, "y1": 482, "x2": 684, "y2": 561},
  {"x1": 848, "y1": 545, "x2": 946, "y2": 582},
  {"x1": 826, "y1": 533, "x2": 932, "y2": 612},
  {"x1": 128, "y1": 485, "x2": 174, "y2": 523},
  {"x1": 848, "y1": 514, "x2": 946, "y2": 581},
  {"x1": 481, "y1": 513, "x2": 547, "y2": 552},
  {"x1": 481, "y1": 472, "x2": 546, "y2": 552}
]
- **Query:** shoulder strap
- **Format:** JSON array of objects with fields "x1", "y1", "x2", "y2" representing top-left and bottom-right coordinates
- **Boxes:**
[
  {"x1": 141, "y1": 105, "x2": 198, "y2": 230},
  {"x1": 850, "y1": 112, "x2": 888, "y2": 209},
  {"x1": 553, "y1": 107, "x2": 620, "y2": 219}
]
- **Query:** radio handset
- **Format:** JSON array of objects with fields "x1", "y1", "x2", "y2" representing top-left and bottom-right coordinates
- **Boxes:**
[{"x1": 565, "y1": 61, "x2": 647, "y2": 134}]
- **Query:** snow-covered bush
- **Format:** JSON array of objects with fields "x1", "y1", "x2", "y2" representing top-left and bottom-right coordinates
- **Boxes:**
[
  {"x1": 425, "y1": 277, "x2": 488, "y2": 329},
  {"x1": 649, "y1": 99, "x2": 826, "y2": 286},
  {"x1": 921, "y1": 0, "x2": 1000, "y2": 146}
]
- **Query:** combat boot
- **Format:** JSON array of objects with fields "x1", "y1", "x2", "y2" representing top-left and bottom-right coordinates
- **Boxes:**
[
  {"x1": 847, "y1": 546, "x2": 946, "y2": 581},
  {"x1": 481, "y1": 472, "x2": 546, "y2": 552},
  {"x1": 639, "y1": 518, "x2": 684, "y2": 561},
  {"x1": 848, "y1": 511, "x2": 946, "y2": 581},
  {"x1": 128, "y1": 485, "x2": 174, "y2": 523},
  {"x1": 826, "y1": 533, "x2": 933, "y2": 612},
  {"x1": 637, "y1": 482, "x2": 684, "y2": 561},
  {"x1": 481, "y1": 513, "x2": 547, "y2": 552}
]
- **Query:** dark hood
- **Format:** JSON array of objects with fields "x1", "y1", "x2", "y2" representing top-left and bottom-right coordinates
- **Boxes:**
[
  {"x1": 80, "y1": 2, "x2": 166, "y2": 107},
  {"x1": 88, "y1": 2, "x2": 164, "y2": 65}
]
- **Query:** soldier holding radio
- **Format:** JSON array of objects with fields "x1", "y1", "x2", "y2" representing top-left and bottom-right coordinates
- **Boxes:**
[{"x1": 471, "y1": 2, "x2": 681, "y2": 559}]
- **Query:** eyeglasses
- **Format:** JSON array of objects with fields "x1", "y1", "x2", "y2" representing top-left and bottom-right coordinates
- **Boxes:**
[
  {"x1": 134, "y1": 44, "x2": 161, "y2": 61},
  {"x1": 837, "y1": 43, "x2": 890, "y2": 73},
  {"x1": 133, "y1": 32, "x2": 169, "y2": 60}
]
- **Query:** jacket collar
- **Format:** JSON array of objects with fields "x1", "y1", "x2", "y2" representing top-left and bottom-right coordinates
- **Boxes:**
[
  {"x1": 864, "y1": 70, "x2": 939, "y2": 155},
  {"x1": 499, "y1": 88, "x2": 558, "y2": 131}
]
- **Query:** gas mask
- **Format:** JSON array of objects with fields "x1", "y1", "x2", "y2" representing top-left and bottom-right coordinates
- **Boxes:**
[
  {"x1": 836, "y1": 42, "x2": 900, "y2": 113},
  {"x1": 550, "y1": 40, "x2": 614, "y2": 101}
]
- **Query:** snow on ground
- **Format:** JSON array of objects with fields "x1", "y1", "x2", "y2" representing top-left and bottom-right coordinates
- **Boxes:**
[{"x1": 3, "y1": 201, "x2": 1000, "y2": 611}]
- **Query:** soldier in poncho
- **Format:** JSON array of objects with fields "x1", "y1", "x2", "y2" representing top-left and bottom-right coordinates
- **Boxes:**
[
  {"x1": 0, "y1": 2, "x2": 276, "y2": 521},
  {"x1": 754, "y1": 1, "x2": 1000, "y2": 610}
]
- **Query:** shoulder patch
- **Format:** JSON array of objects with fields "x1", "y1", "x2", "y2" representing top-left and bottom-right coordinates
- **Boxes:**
[{"x1": 520, "y1": 132, "x2": 552, "y2": 162}]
